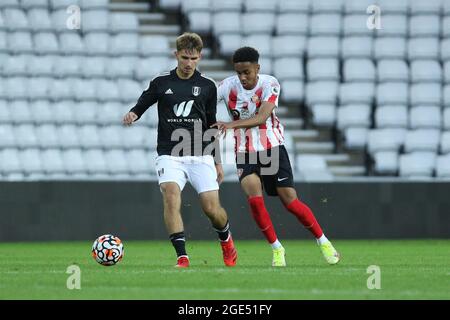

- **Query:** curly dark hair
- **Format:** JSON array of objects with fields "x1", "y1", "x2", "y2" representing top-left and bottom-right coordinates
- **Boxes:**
[{"x1": 232, "y1": 46, "x2": 259, "y2": 64}]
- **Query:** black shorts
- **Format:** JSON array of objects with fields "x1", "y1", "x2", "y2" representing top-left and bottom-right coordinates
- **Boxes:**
[{"x1": 236, "y1": 145, "x2": 295, "y2": 196}]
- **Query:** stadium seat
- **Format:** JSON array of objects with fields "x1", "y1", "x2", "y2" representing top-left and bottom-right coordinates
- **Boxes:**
[
  {"x1": 311, "y1": 0, "x2": 342, "y2": 13},
  {"x1": 139, "y1": 36, "x2": 170, "y2": 57},
  {"x1": 310, "y1": 14, "x2": 342, "y2": 36},
  {"x1": 409, "y1": 15, "x2": 440, "y2": 38},
  {"x1": 29, "y1": 100, "x2": 53, "y2": 124},
  {"x1": 444, "y1": 86, "x2": 450, "y2": 108},
  {"x1": 78, "y1": 125, "x2": 102, "y2": 148},
  {"x1": 268, "y1": 57, "x2": 303, "y2": 81},
  {"x1": 15, "y1": 124, "x2": 38, "y2": 148},
  {"x1": 28, "y1": 77, "x2": 51, "y2": 100},
  {"x1": 99, "y1": 125, "x2": 123, "y2": 149},
  {"x1": 295, "y1": 155, "x2": 333, "y2": 182},
  {"x1": 343, "y1": 59, "x2": 375, "y2": 82},
  {"x1": 41, "y1": 149, "x2": 65, "y2": 173},
  {"x1": 337, "y1": 104, "x2": 371, "y2": 129},
  {"x1": 135, "y1": 57, "x2": 169, "y2": 81},
  {"x1": 373, "y1": 151, "x2": 399, "y2": 174},
  {"x1": 310, "y1": 104, "x2": 336, "y2": 126},
  {"x1": 21, "y1": 0, "x2": 49, "y2": 9},
  {"x1": 410, "y1": 61, "x2": 442, "y2": 83},
  {"x1": 377, "y1": 60, "x2": 409, "y2": 83},
  {"x1": 276, "y1": 14, "x2": 309, "y2": 35},
  {"x1": 217, "y1": 34, "x2": 242, "y2": 56},
  {"x1": 272, "y1": 36, "x2": 306, "y2": 58},
  {"x1": 344, "y1": 127, "x2": 369, "y2": 149},
  {"x1": 20, "y1": 149, "x2": 43, "y2": 174},
  {"x1": 0, "y1": 100, "x2": 11, "y2": 123},
  {"x1": 444, "y1": 61, "x2": 450, "y2": 84},
  {"x1": 81, "y1": 10, "x2": 109, "y2": 33},
  {"x1": 443, "y1": 17, "x2": 450, "y2": 38},
  {"x1": 81, "y1": 57, "x2": 106, "y2": 78},
  {"x1": 59, "y1": 33, "x2": 85, "y2": 54},
  {"x1": 84, "y1": 149, "x2": 108, "y2": 174},
  {"x1": 343, "y1": 15, "x2": 372, "y2": 36},
  {"x1": 278, "y1": 0, "x2": 310, "y2": 13},
  {"x1": 0, "y1": 0, "x2": 20, "y2": 9},
  {"x1": 241, "y1": 13, "x2": 275, "y2": 35},
  {"x1": 377, "y1": 82, "x2": 409, "y2": 106},
  {"x1": 79, "y1": 0, "x2": 109, "y2": 10},
  {"x1": 404, "y1": 129, "x2": 440, "y2": 152},
  {"x1": 181, "y1": 0, "x2": 210, "y2": 13},
  {"x1": 51, "y1": 9, "x2": 77, "y2": 33},
  {"x1": 50, "y1": 0, "x2": 79, "y2": 10},
  {"x1": 410, "y1": 106, "x2": 442, "y2": 129},
  {"x1": 109, "y1": 13, "x2": 138, "y2": 33},
  {"x1": 72, "y1": 101, "x2": 98, "y2": 124},
  {"x1": 410, "y1": 83, "x2": 442, "y2": 106},
  {"x1": 159, "y1": 0, "x2": 181, "y2": 10},
  {"x1": 27, "y1": 55, "x2": 54, "y2": 77},
  {"x1": 436, "y1": 154, "x2": 450, "y2": 178},
  {"x1": 3, "y1": 8, "x2": 29, "y2": 31},
  {"x1": 0, "y1": 124, "x2": 16, "y2": 147},
  {"x1": 376, "y1": 15, "x2": 408, "y2": 37},
  {"x1": 3, "y1": 54, "x2": 28, "y2": 77},
  {"x1": 97, "y1": 102, "x2": 124, "y2": 125},
  {"x1": 242, "y1": 35, "x2": 272, "y2": 57},
  {"x1": 10, "y1": 100, "x2": 31, "y2": 123},
  {"x1": 62, "y1": 149, "x2": 86, "y2": 174},
  {"x1": 126, "y1": 149, "x2": 156, "y2": 174},
  {"x1": 341, "y1": 36, "x2": 373, "y2": 59},
  {"x1": 0, "y1": 148, "x2": 21, "y2": 173},
  {"x1": 8, "y1": 32, "x2": 33, "y2": 53},
  {"x1": 408, "y1": 38, "x2": 440, "y2": 60},
  {"x1": 27, "y1": 9, "x2": 52, "y2": 31},
  {"x1": 58, "y1": 124, "x2": 80, "y2": 148},
  {"x1": 399, "y1": 152, "x2": 436, "y2": 178},
  {"x1": 307, "y1": 36, "x2": 340, "y2": 58},
  {"x1": 441, "y1": 131, "x2": 450, "y2": 154},
  {"x1": 212, "y1": 12, "x2": 241, "y2": 35},
  {"x1": 375, "y1": 105, "x2": 408, "y2": 128},
  {"x1": 34, "y1": 32, "x2": 59, "y2": 54},
  {"x1": 211, "y1": 0, "x2": 242, "y2": 12},
  {"x1": 84, "y1": 33, "x2": 110, "y2": 56},
  {"x1": 95, "y1": 80, "x2": 121, "y2": 102},
  {"x1": 306, "y1": 81, "x2": 339, "y2": 105},
  {"x1": 374, "y1": 37, "x2": 407, "y2": 60},
  {"x1": 344, "y1": 0, "x2": 376, "y2": 14},
  {"x1": 35, "y1": 124, "x2": 59, "y2": 148},
  {"x1": 280, "y1": 80, "x2": 304, "y2": 103},
  {"x1": 444, "y1": 109, "x2": 450, "y2": 130},
  {"x1": 51, "y1": 79, "x2": 75, "y2": 101},
  {"x1": 110, "y1": 33, "x2": 139, "y2": 56},
  {"x1": 118, "y1": 79, "x2": 142, "y2": 103},
  {"x1": 367, "y1": 128, "x2": 407, "y2": 154},
  {"x1": 53, "y1": 56, "x2": 82, "y2": 77},
  {"x1": 53, "y1": 100, "x2": 75, "y2": 124},
  {"x1": 105, "y1": 150, "x2": 129, "y2": 174},
  {"x1": 376, "y1": 0, "x2": 408, "y2": 14},
  {"x1": 307, "y1": 59, "x2": 339, "y2": 81},
  {"x1": 409, "y1": 0, "x2": 442, "y2": 15},
  {"x1": 339, "y1": 82, "x2": 375, "y2": 105}
]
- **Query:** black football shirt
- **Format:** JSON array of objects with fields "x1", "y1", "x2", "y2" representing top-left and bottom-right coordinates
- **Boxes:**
[{"x1": 130, "y1": 69, "x2": 219, "y2": 159}]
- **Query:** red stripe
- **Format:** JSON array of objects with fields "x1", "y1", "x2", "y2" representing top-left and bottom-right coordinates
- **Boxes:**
[
  {"x1": 258, "y1": 123, "x2": 272, "y2": 150},
  {"x1": 275, "y1": 115, "x2": 284, "y2": 140},
  {"x1": 270, "y1": 114, "x2": 281, "y2": 144},
  {"x1": 245, "y1": 129, "x2": 255, "y2": 152},
  {"x1": 255, "y1": 87, "x2": 263, "y2": 108},
  {"x1": 268, "y1": 94, "x2": 277, "y2": 104},
  {"x1": 228, "y1": 88, "x2": 238, "y2": 152}
]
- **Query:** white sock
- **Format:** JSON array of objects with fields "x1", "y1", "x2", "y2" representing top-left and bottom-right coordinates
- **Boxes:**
[
  {"x1": 316, "y1": 234, "x2": 329, "y2": 245},
  {"x1": 271, "y1": 239, "x2": 282, "y2": 250}
]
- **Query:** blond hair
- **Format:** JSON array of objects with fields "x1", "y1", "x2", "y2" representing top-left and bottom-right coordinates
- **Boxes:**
[{"x1": 176, "y1": 32, "x2": 203, "y2": 53}]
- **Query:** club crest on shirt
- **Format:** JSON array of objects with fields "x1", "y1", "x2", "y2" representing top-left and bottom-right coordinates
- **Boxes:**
[
  {"x1": 192, "y1": 86, "x2": 201, "y2": 96},
  {"x1": 237, "y1": 168, "x2": 243, "y2": 178},
  {"x1": 251, "y1": 95, "x2": 260, "y2": 104}
]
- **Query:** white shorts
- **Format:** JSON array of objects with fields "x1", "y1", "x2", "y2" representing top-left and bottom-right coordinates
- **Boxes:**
[{"x1": 155, "y1": 155, "x2": 219, "y2": 194}]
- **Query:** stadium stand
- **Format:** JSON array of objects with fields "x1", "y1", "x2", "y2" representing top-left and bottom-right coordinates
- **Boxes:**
[{"x1": 0, "y1": 0, "x2": 449, "y2": 181}]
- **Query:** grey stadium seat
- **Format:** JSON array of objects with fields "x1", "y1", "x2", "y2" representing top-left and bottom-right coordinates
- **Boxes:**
[
  {"x1": 373, "y1": 151, "x2": 399, "y2": 175},
  {"x1": 409, "y1": 15, "x2": 441, "y2": 38},
  {"x1": 408, "y1": 38, "x2": 439, "y2": 60},
  {"x1": 368, "y1": 128, "x2": 407, "y2": 154},
  {"x1": 404, "y1": 129, "x2": 440, "y2": 153},
  {"x1": 343, "y1": 59, "x2": 375, "y2": 82},
  {"x1": 307, "y1": 36, "x2": 340, "y2": 58},
  {"x1": 440, "y1": 131, "x2": 450, "y2": 154},
  {"x1": 344, "y1": 127, "x2": 369, "y2": 149},
  {"x1": 376, "y1": 15, "x2": 408, "y2": 37},
  {"x1": 410, "y1": 61, "x2": 442, "y2": 83},
  {"x1": 410, "y1": 83, "x2": 442, "y2": 106},
  {"x1": 244, "y1": 0, "x2": 277, "y2": 12},
  {"x1": 377, "y1": 60, "x2": 409, "y2": 83},
  {"x1": 274, "y1": 58, "x2": 304, "y2": 81},
  {"x1": 374, "y1": 37, "x2": 407, "y2": 60},
  {"x1": 339, "y1": 82, "x2": 375, "y2": 105},
  {"x1": 409, "y1": 106, "x2": 442, "y2": 129},
  {"x1": 310, "y1": 14, "x2": 341, "y2": 36},
  {"x1": 307, "y1": 59, "x2": 339, "y2": 81},
  {"x1": 444, "y1": 109, "x2": 450, "y2": 130},
  {"x1": 272, "y1": 36, "x2": 306, "y2": 58},
  {"x1": 306, "y1": 81, "x2": 339, "y2": 105},
  {"x1": 241, "y1": 13, "x2": 275, "y2": 35},
  {"x1": 341, "y1": 36, "x2": 373, "y2": 59},
  {"x1": 337, "y1": 104, "x2": 371, "y2": 129},
  {"x1": 27, "y1": 9, "x2": 52, "y2": 32},
  {"x1": 409, "y1": 0, "x2": 442, "y2": 15},
  {"x1": 276, "y1": 14, "x2": 309, "y2": 35},
  {"x1": 375, "y1": 105, "x2": 408, "y2": 128},
  {"x1": 436, "y1": 155, "x2": 450, "y2": 178},
  {"x1": 377, "y1": 82, "x2": 409, "y2": 106},
  {"x1": 399, "y1": 152, "x2": 436, "y2": 178}
]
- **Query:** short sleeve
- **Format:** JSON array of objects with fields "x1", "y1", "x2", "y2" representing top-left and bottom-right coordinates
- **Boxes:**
[{"x1": 262, "y1": 77, "x2": 281, "y2": 106}]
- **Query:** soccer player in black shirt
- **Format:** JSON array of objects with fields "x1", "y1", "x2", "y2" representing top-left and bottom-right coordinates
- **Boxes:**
[{"x1": 123, "y1": 33, "x2": 237, "y2": 268}]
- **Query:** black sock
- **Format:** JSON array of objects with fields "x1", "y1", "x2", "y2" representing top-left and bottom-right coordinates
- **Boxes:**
[
  {"x1": 214, "y1": 221, "x2": 230, "y2": 241},
  {"x1": 169, "y1": 232, "x2": 187, "y2": 257}
]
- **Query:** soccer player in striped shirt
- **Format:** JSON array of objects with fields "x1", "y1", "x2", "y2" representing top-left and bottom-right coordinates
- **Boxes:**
[{"x1": 214, "y1": 47, "x2": 340, "y2": 266}]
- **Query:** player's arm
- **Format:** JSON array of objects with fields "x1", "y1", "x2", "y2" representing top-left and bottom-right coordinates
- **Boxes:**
[
  {"x1": 123, "y1": 80, "x2": 158, "y2": 126},
  {"x1": 206, "y1": 84, "x2": 224, "y2": 183},
  {"x1": 212, "y1": 101, "x2": 275, "y2": 132}
]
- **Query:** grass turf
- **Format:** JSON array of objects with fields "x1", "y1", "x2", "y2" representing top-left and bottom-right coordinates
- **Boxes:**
[{"x1": 0, "y1": 240, "x2": 449, "y2": 300}]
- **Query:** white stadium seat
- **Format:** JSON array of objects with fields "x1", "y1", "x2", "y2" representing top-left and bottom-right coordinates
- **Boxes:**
[
  {"x1": 373, "y1": 151, "x2": 399, "y2": 175},
  {"x1": 376, "y1": 0, "x2": 408, "y2": 14},
  {"x1": 241, "y1": 13, "x2": 275, "y2": 35},
  {"x1": 310, "y1": 103, "x2": 336, "y2": 126},
  {"x1": 58, "y1": 124, "x2": 80, "y2": 148},
  {"x1": 376, "y1": 15, "x2": 408, "y2": 37},
  {"x1": 62, "y1": 149, "x2": 86, "y2": 174},
  {"x1": 444, "y1": 109, "x2": 450, "y2": 130},
  {"x1": 368, "y1": 128, "x2": 407, "y2": 154},
  {"x1": 436, "y1": 154, "x2": 450, "y2": 178},
  {"x1": 410, "y1": 61, "x2": 442, "y2": 83},
  {"x1": 344, "y1": 0, "x2": 373, "y2": 14},
  {"x1": 408, "y1": 38, "x2": 440, "y2": 60},
  {"x1": 272, "y1": 36, "x2": 306, "y2": 58},
  {"x1": 409, "y1": 106, "x2": 442, "y2": 129},
  {"x1": 27, "y1": 9, "x2": 52, "y2": 31},
  {"x1": 274, "y1": 58, "x2": 304, "y2": 81},
  {"x1": 278, "y1": 0, "x2": 310, "y2": 13},
  {"x1": 409, "y1": 0, "x2": 442, "y2": 15},
  {"x1": 409, "y1": 15, "x2": 440, "y2": 38},
  {"x1": 374, "y1": 38, "x2": 407, "y2": 60},
  {"x1": 399, "y1": 152, "x2": 436, "y2": 178},
  {"x1": 20, "y1": 149, "x2": 42, "y2": 174},
  {"x1": 343, "y1": 15, "x2": 372, "y2": 36},
  {"x1": 3, "y1": 8, "x2": 29, "y2": 31},
  {"x1": 440, "y1": 131, "x2": 450, "y2": 154},
  {"x1": 337, "y1": 104, "x2": 371, "y2": 129},
  {"x1": 404, "y1": 129, "x2": 440, "y2": 153},
  {"x1": 306, "y1": 81, "x2": 339, "y2": 105},
  {"x1": 310, "y1": 14, "x2": 341, "y2": 36},
  {"x1": 377, "y1": 83, "x2": 409, "y2": 106},
  {"x1": 307, "y1": 36, "x2": 340, "y2": 58},
  {"x1": 307, "y1": 59, "x2": 339, "y2": 81},
  {"x1": 276, "y1": 14, "x2": 309, "y2": 35},
  {"x1": 34, "y1": 32, "x2": 59, "y2": 54},
  {"x1": 339, "y1": 82, "x2": 375, "y2": 105},
  {"x1": 211, "y1": 0, "x2": 242, "y2": 12},
  {"x1": 375, "y1": 105, "x2": 408, "y2": 128},
  {"x1": 81, "y1": 10, "x2": 109, "y2": 33},
  {"x1": 36, "y1": 124, "x2": 59, "y2": 148},
  {"x1": 244, "y1": 0, "x2": 277, "y2": 12},
  {"x1": 280, "y1": 80, "x2": 304, "y2": 103},
  {"x1": 78, "y1": 125, "x2": 102, "y2": 148},
  {"x1": 109, "y1": 13, "x2": 139, "y2": 33},
  {"x1": 410, "y1": 83, "x2": 442, "y2": 106},
  {"x1": 341, "y1": 36, "x2": 372, "y2": 59},
  {"x1": 343, "y1": 59, "x2": 375, "y2": 82},
  {"x1": 377, "y1": 60, "x2": 409, "y2": 83}
]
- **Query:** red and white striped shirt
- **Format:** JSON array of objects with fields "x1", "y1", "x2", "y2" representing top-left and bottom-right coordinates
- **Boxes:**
[{"x1": 217, "y1": 74, "x2": 284, "y2": 153}]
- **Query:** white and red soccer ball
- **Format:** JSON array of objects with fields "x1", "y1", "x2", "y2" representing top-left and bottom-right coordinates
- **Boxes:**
[{"x1": 92, "y1": 234, "x2": 124, "y2": 266}]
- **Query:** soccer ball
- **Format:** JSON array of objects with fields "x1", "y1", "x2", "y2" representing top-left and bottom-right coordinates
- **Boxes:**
[{"x1": 92, "y1": 234, "x2": 124, "y2": 266}]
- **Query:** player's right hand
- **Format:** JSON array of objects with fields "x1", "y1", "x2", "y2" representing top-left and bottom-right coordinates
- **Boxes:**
[{"x1": 123, "y1": 112, "x2": 138, "y2": 126}]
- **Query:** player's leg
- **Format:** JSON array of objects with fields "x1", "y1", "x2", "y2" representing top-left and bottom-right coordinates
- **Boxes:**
[
  {"x1": 199, "y1": 190, "x2": 237, "y2": 266},
  {"x1": 189, "y1": 155, "x2": 237, "y2": 266},
  {"x1": 273, "y1": 146, "x2": 340, "y2": 264},
  {"x1": 156, "y1": 156, "x2": 189, "y2": 267},
  {"x1": 240, "y1": 173, "x2": 286, "y2": 267}
]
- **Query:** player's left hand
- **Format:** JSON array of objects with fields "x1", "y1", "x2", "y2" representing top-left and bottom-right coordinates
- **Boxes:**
[{"x1": 215, "y1": 163, "x2": 224, "y2": 184}]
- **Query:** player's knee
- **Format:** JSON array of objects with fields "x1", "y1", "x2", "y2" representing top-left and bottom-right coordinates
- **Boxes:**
[{"x1": 202, "y1": 202, "x2": 220, "y2": 216}]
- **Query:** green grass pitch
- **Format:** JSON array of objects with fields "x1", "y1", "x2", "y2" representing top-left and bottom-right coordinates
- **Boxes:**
[{"x1": 0, "y1": 240, "x2": 449, "y2": 299}]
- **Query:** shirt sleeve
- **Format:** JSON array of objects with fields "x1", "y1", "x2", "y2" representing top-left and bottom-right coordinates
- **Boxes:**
[
  {"x1": 129, "y1": 79, "x2": 159, "y2": 120},
  {"x1": 217, "y1": 80, "x2": 225, "y2": 102},
  {"x1": 262, "y1": 77, "x2": 281, "y2": 107}
]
